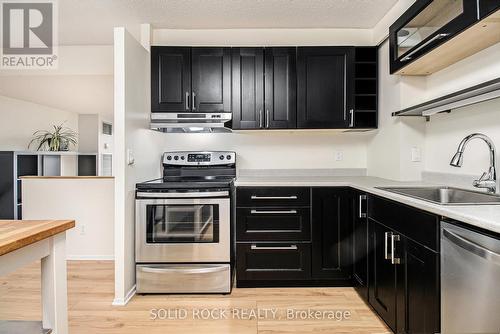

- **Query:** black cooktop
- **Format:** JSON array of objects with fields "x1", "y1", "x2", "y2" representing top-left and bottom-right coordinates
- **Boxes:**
[{"x1": 136, "y1": 177, "x2": 234, "y2": 190}]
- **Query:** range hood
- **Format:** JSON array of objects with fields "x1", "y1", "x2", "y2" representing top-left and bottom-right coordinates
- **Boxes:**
[{"x1": 151, "y1": 112, "x2": 232, "y2": 133}]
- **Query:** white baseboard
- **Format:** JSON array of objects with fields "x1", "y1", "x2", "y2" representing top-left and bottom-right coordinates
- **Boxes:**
[
  {"x1": 112, "y1": 285, "x2": 136, "y2": 306},
  {"x1": 67, "y1": 255, "x2": 114, "y2": 261}
]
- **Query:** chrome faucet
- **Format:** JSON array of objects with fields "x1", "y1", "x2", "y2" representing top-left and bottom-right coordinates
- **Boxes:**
[{"x1": 450, "y1": 133, "x2": 498, "y2": 194}]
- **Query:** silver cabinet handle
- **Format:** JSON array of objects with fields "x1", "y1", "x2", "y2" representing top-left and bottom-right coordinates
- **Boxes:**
[
  {"x1": 185, "y1": 92, "x2": 190, "y2": 110},
  {"x1": 391, "y1": 234, "x2": 401, "y2": 264},
  {"x1": 192, "y1": 92, "x2": 196, "y2": 111},
  {"x1": 251, "y1": 244, "x2": 298, "y2": 250},
  {"x1": 443, "y1": 229, "x2": 500, "y2": 265},
  {"x1": 384, "y1": 232, "x2": 392, "y2": 260},
  {"x1": 251, "y1": 210, "x2": 297, "y2": 214},
  {"x1": 139, "y1": 266, "x2": 227, "y2": 274},
  {"x1": 359, "y1": 194, "x2": 367, "y2": 218},
  {"x1": 259, "y1": 109, "x2": 263, "y2": 128},
  {"x1": 251, "y1": 195, "x2": 298, "y2": 200},
  {"x1": 349, "y1": 109, "x2": 354, "y2": 128},
  {"x1": 266, "y1": 109, "x2": 270, "y2": 128},
  {"x1": 401, "y1": 33, "x2": 450, "y2": 61}
]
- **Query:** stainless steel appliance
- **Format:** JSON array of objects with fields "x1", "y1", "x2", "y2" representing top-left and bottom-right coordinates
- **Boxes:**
[
  {"x1": 150, "y1": 113, "x2": 232, "y2": 133},
  {"x1": 441, "y1": 221, "x2": 500, "y2": 333},
  {"x1": 135, "y1": 151, "x2": 236, "y2": 293}
]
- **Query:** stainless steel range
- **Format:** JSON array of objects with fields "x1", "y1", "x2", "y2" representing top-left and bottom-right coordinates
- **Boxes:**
[{"x1": 135, "y1": 151, "x2": 235, "y2": 294}]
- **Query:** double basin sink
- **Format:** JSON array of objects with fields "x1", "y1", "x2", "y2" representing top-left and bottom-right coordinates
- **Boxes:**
[{"x1": 377, "y1": 186, "x2": 500, "y2": 205}]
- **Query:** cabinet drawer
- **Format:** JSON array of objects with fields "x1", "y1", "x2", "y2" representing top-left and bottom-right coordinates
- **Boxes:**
[
  {"x1": 236, "y1": 208, "x2": 310, "y2": 241},
  {"x1": 236, "y1": 243, "x2": 311, "y2": 280},
  {"x1": 368, "y1": 195, "x2": 439, "y2": 251},
  {"x1": 236, "y1": 187, "x2": 310, "y2": 207}
]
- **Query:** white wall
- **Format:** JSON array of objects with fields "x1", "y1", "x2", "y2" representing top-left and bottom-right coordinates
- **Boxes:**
[
  {"x1": 153, "y1": 28, "x2": 373, "y2": 46},
  {"x1": 114, "y1": 27, "x2": 166, "y2": 305},
  {"x1": 22, "y1": 178, "x2": 114, "y2": 260},
  {"x1": 367, "y1": 41, "x2": 426, "y2": 181},
  {"x1": 78, "y1": 114, "x2": 99, "y2": 153},
  {"x1": 0, "y1": 95, "x2": 79, "y2": 151},
  {"x1": 160, "y1": 131, "x2": 370, "y2": 170},
  {"x1": 422, "y1": 42, "x2": 500, "y2": 176}
]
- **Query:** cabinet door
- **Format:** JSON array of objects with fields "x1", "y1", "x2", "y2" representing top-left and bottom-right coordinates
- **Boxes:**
[
  {"x1": 353, "y1": 194, "x2": 368, "y2": 300},
  {"x1": 151, "y1": 47, "x2": 191, "y2": 112},
  {"x1": 231, "y1": 48, "x2": 264, "y2": 129},
  {"x1": 191, "y1": 47, "x2": 232, "y2": 113},
  {"x1": 311, "y1": 188, "x2": 353, "y2": 280},
  {"x1": 368, "y1": 219, "x2": 397, "y2": 332},
  {"x1": 297, "y1": 47, "x2": 354, "y2": 128},
  {"x1": 396, "y1": 237, "x2": 440, "y2": 334},
  {"x1": 265, "y1": 47, "x2": 297, "y2": 129}
]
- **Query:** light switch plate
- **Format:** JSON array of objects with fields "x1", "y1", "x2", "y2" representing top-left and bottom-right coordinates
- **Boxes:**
[
  {"x1": 127, "y1": 149, "x2": 135, "y2": 165},
  {"x1": 411, "y1": 147, "x2": 421, "y2": 162}
]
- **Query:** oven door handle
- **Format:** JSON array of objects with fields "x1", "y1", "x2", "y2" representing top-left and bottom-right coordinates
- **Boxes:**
[
  {"x1": 138, "y1": 266, "x2": 227, "y2": 274},
  {"x1": 136, "y1": 191, "x2": 229, "y2": 198}
]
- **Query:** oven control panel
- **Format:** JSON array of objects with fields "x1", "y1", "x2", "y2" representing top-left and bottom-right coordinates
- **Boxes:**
[{"x1": 163, "y1": 151, "x2": 236, "y2": 166}]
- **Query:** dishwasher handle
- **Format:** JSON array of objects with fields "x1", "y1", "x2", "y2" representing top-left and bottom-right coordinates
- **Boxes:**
[{"x1": 443, "y1": 228, "x2": 500, "y2": 266}]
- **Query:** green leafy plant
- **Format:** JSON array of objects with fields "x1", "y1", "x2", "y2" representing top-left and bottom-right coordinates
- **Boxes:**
[{"x1": 28, "y1": 123, "x2": 78, "y2": 151}]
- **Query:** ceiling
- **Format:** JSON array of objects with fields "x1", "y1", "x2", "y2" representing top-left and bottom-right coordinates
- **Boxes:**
[{"x1": 59, "y1": 0, "x2": 399, "y2": 45}]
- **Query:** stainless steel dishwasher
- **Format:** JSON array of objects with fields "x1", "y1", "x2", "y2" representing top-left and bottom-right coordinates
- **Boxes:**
[{"x1": 441, "y1": 221, "x2": 500, "y2": 334}]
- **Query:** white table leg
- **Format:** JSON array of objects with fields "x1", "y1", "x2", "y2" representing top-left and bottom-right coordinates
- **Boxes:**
[{"x1": 41, "y1": 233, "x2": 68, "y2": 334}]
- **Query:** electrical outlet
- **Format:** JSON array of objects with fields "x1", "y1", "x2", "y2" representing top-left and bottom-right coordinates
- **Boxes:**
[
  {"x1": 80, "y1": 224, "x2": 86, "y2": 235},
  {"x1": 411, "y1": 147, "x2": 422, "y2": 162},
  {"x1": 335, "y1": 151, "x2": 344, "y2": 161}
]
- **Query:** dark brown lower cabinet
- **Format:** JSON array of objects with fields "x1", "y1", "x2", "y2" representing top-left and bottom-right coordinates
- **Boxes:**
[
  {"x1": 368, "y1": 199, "x2": 440, "y2": 334},
  {"x1": 311, "y1": 188, "x2": 354, "y2": 281},
  {"x1": 369, "y1": 219, "x2": 398, "y2": 331},
  {"x1": 236, "y1": 243, "x2": 311, "y2": 281},
  {"x1": 396, "y1": 238, "x2": 440, "y2": 334},
  {"x1": 353, "y1": 193, "x2": 369, "y2": 300}
]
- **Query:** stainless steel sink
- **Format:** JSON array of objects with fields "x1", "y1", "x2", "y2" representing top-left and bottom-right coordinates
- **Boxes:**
[{"x1": 376, "y1": 186, "x2": 500, "y2": 205}]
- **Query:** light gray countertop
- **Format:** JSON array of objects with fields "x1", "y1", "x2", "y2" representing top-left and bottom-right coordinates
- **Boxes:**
[{"x1": 234, "y1": 174, "x2": 500, "y2": 235}]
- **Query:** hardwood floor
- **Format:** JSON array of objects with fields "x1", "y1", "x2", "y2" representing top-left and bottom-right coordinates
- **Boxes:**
[{"x1": 0, "y1": 261, "x2": 390, "y2": 334}]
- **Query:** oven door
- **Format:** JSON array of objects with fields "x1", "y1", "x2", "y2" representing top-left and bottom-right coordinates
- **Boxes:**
[{"x1": 136, "y1": 194, "x2": 230, "y2": 263}]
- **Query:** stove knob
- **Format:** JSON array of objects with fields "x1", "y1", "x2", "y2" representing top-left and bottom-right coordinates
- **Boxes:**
[
  {"x1": 219, "y1": 155, "x2": 224, "y2": 160},
  {"x1": 181, "y1": 156, "x2": 185, "y2": 160},
  {"x1": 166, "y1": 155, "x2": 172, "y2": 160},
  {"x1": 174, "y1": 156, "x2": 179, "y2": 161},
  {"x1": 226, "y1": 155, "x2": 232, "y2": 160}
]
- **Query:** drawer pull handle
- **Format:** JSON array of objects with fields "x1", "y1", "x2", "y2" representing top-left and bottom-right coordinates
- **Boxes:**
[
  {"x1": 251, "y1": 195, "x2": 298, "y2": 200},
  {"x1": 251, "y1": 210, "x2": 297, "y2": 214},
  {"x1": 251, "y1": 245, "x2": 298, "y2": 250},
  {"x1": 384, "y1": 232, "x2": 392, "y2": 260}
]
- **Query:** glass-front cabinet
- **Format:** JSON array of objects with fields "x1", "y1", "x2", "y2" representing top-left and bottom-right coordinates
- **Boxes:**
[{"x1": 389, "y1": 0, "x2": 480, "y2": 74}]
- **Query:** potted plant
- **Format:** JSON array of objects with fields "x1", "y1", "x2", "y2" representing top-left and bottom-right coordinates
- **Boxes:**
[{"x1": 28, "y1": 123, "x2": 78, "y2": 151}]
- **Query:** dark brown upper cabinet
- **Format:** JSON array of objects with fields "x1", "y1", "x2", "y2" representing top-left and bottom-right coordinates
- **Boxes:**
[
  {"x1": 231, "y1": 48, "x2": 265, "y2": 129},
  {"x1": 151, "y1": 46, "x2": 231, "y2": 113},
  {"x1": 232, "y1": 47, "x2": 296, "y2": 130},
  {"x1": 151, "y1": 47, "x2": 191, "y2": 112},
  {"x1": 390, "y1": 0, "x2": 500, "y2": 75},
  {"x1": 297, "y1": 47, "x2": 354, "y2": 129},
  {"x1": 265, "y1": 47, "x2": 297, "y2": 129}
]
